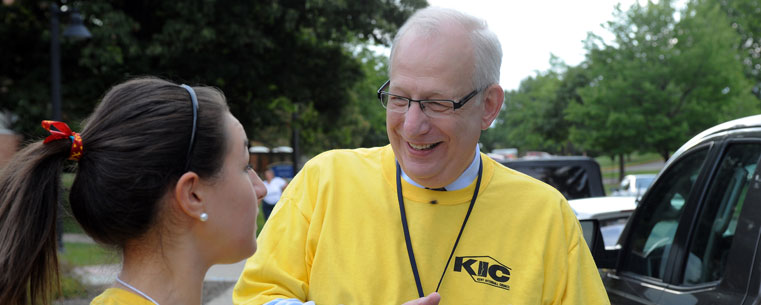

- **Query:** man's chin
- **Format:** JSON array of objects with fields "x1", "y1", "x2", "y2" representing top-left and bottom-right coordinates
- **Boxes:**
[{"x1": 400, "y1": 163, "x2": 439, "y2": 182}]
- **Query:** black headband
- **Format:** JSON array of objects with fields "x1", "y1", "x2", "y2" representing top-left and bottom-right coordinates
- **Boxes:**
[{"x1": 179, "y1": 84, "x2": 199, "y2": 172}]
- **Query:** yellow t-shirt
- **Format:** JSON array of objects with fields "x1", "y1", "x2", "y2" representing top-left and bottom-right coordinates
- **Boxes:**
[
  {"x1": 234, "y1": 145, "x2": 610, "y2": 304},
  {"x1": 91, "y1": 288, "x2": 155, "y2": 305}
]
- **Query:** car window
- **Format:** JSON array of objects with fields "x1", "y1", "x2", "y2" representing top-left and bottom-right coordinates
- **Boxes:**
[
  {"x1": 681, "y1": 143, "x2": 760, "y2": 285},
  {"x1": 621, "y1": 147, "x2": 709, "y2": 280},
  {"x1": 636, "y1": 177, "x2": 655, "y2": 191},
  {"x1": 621, "y1": 179, "x2": 630, "y2": 191},
  {"x1": 507, "y1": 164, "x2": 596, "y2": 199}
]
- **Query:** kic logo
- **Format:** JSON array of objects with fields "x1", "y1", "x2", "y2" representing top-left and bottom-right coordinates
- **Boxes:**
[{"x1": 453, "y1": 256, "x2": 511, "y2": 290}]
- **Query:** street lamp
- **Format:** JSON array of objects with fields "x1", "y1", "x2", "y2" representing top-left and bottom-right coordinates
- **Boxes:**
[
  {"x1": 50, "y1": 3, "x2": 91, "y2": 120},
  {"x1": 50, "y1": 3, "x2": 90, "y2": 252}
]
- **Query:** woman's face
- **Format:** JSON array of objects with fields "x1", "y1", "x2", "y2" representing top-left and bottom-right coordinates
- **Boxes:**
[{"x1": 201, "y1": 113, "x2": 266, "y2": 264}]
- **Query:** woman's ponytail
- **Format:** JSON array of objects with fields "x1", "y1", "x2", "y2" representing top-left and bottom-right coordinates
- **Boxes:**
[{"x1": 0, "y1": 138, "x2": 74, "y2": 305}]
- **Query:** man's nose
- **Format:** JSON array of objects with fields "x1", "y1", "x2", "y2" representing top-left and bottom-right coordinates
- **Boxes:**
[{"x1": 402, "y1": 101, "x2": 430, "y2": 135}]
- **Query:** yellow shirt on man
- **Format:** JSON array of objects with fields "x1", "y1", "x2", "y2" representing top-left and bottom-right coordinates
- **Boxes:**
[{"x1": 234, "y1": 145, "x2": 610, "y2": 304}]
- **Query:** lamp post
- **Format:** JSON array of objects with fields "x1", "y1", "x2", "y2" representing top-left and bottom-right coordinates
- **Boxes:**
[
  {"x1": 50, "y1": 3, "x2": 90, "y2": 252},
  {"x1": 50, "y1": 3, "x2": 91, "y2": 120},
  {"x1": 291, "y1": 107, "x2": 301, "y2": 175}
]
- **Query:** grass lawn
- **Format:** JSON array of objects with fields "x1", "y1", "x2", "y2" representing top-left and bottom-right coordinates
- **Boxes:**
[
  {"x1": 595, "y1": 152, "x2": 665, "y2": 195},
  {"x1": 602, "y1": 169, "x2": 661, "y2": 181},
  {"x1": 60, "y1": 242, "x2": 120, "y2": 266},
  {"x1": 257, "y1": 206, "x2": 266, "y2": 236},
  {"x1": 596, "y1": 152, "x2": 664, "y2": 170},
  {"x1": 61, "y1": 173, "x2": 84, "y2": 234}
]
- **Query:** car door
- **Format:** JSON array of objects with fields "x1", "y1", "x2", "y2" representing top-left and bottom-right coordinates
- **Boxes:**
[
  {"x1": 603, "y1": 144, "x2": 713, "y2": 304},
  {"x1": 658, "y1": 140, "x2": 761, "y2": 304}
]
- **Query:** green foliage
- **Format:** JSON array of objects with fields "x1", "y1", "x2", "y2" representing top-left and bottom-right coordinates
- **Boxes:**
[
  {"x1": 55, "y1": 250, "x2": 103, "y2": 300},
  {"x1": 484, "y1": 0, "x2": 759, "y2": 164},
  {"x1": 492, "y1": 70, "x2": 562, "y2": 152},
  {"x1": 0, "y1": 0, "x2": 425, "y2": 154},
  {"x1": 483, "y1": 56, "x2": 590, "y2": 155},
  {"x1": 716, "y1": 0, "x2": 761, "y2": 98},
  {"x1": 569, "y1": 0, "x2": 756, "y2": 160},
  {"x1": 56, "y1": 274, "x2": 88, "y2": 299},
  {"x1": 343, "y1": 46, "x2": 390, "y2": 148}
]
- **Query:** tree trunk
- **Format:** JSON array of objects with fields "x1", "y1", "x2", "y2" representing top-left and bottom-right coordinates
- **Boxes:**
[
  {"x1": 619, "y1": 153, "x2": 626, "y2": 183},
  {"x1": 660, "y1": 150, "x2": 670, "y2": 162}
]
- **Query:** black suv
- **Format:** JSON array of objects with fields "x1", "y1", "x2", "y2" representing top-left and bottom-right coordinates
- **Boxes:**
[
  {"x1": 501, "y1": 156, "x2": 605, "y2": 200},
  {"x1": 585, "y1": 114, "x2": 761, "y2": 304}
]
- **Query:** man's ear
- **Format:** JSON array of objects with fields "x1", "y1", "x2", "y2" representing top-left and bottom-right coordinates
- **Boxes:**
[
  {"x1": 174, "y1": 172, "x2": 205, "y2": 221},
  {"x1": 480, "y1": 84, "x2": 504, "y2": 130}
]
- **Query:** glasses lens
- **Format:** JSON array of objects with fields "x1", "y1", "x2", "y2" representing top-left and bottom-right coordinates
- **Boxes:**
[
  {"x1": 379, "y1": 92, "x2": 390, "y2": 108},
  {"x1": 421, "y1": 101, "x2": 455, "y2": 117},
  {"x1": 381, "y1": 93, "x2": 408, "y2": 113}
]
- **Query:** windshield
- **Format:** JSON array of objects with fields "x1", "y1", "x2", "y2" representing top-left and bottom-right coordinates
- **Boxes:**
[{"x1": 636, "y1": 177, "x2": 655, "y2": 191}]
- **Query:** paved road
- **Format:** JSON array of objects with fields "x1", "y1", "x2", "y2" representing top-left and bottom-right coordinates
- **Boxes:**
[
  {"x1": 206, "y1": 261, "x2": 246, "y2": 305},
  {"x1": 625, "y1": 159, "x2": 666, "y2": 172}
]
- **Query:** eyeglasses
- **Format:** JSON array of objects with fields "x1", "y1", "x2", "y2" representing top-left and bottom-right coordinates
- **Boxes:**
[{"x1": 376, "y1": 80, "x2": 482, "y2": 118}]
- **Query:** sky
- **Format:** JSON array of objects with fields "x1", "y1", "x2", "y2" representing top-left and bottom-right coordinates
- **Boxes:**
[{"x1": 426, "y1": 0, "x2": 643, "y2": 91}]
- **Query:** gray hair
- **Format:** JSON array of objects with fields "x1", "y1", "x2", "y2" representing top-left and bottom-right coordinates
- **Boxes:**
[{"x1": 389, "y1": 7, "x2": 502, "y2": 90}]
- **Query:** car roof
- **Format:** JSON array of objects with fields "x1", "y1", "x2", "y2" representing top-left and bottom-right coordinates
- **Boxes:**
[
  {"x1": 624, "y1": 173, "x2": 656, "y2": 179},
  {"x1": 667, "y1": 114, "x2": 761, "y2": 168},
  {"x1": 568, "y1": 196, "x2": 638, "y2": 219}
]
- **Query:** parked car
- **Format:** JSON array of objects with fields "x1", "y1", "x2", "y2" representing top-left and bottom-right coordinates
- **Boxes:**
[
  {"x1": 584, "y1": 114, "x2": 761, "y2": 304},
  {"x1": 570, "y1": 196, "x2": 637, "y2": 248},
  {"x1": 501, "y1": 156, "x2": 605, "y2": 200},
  {"x1": 612, "y1": 174, "x2": 656, "y2": 198},
  {"x1": 523, "y1": 151, "x2": 552, "y2": 159},
  {"x1": 489, "y1": 148, "x2": 518, "y2": 161}
]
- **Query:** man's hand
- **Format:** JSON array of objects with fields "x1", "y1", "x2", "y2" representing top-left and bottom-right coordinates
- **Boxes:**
[{"x1": 401, "y1": 292, "x2": 440, "y2": 305}]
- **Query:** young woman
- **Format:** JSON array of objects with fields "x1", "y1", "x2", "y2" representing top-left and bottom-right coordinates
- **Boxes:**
[{"x1": 0, "y1": 77, "x2": 266, "y2": 305}]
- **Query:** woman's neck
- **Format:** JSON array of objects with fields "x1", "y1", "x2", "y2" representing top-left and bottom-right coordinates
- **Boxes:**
[{"x1": 118, "y1": 238, "x2": 209, "y2": 305}]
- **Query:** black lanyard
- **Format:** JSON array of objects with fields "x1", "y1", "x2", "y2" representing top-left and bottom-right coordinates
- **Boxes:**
[{"x1": 395, "y1": 157, "x2": 483, "y2": 298}]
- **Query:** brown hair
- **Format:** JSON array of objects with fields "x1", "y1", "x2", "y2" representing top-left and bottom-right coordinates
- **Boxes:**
[{"x1": 0, "y1": 77, "x2": 229, "y2": 305}]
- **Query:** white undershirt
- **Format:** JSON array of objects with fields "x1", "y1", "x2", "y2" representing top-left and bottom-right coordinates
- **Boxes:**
[{"x1": 400, "y1": 144, "x2": 480, "y2": 191}]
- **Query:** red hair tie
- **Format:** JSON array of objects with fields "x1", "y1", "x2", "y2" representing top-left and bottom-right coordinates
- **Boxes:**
[{"x1": 41, "y1": 120, "x2": 84, "y2": 161}]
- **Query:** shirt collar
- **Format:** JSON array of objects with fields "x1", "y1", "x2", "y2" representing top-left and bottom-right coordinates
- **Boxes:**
[{"x1": 400, "y1": 144, "x2": 481, "y2": 191}]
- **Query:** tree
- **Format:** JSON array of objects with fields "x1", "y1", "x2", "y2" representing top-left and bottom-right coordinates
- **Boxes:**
[
  {"x1": 0, "y1": 0, "x2": 426, "y2": 155},
  {"x1": 716, "y1": 0, "x2": 761, "y2": 99},
  {"x1": 483, "y1": 56, "x2": 590, "y2": 155},
  {"x1": 304, "y1": 44, "x2": 390, "y2": 150},
  {"x1": 487, "y1": 69, "x2": 561, "y2": 153},
  {"x1": 567, "y1": 0, "x2": 756, "y2": 178}
]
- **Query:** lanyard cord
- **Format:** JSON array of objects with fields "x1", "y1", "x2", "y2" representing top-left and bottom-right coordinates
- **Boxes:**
[{"x1": 396, "y1": 157, "x2": 483, "y2": 298}]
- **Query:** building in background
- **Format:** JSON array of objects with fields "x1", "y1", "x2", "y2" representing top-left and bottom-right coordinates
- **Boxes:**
[{"x1": 0, "y1": 111, "x2": 20, "y2": 168}]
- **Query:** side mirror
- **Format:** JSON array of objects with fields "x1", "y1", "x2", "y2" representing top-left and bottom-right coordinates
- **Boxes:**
[{"x1": 579, "y1": 219, "x2": 618, "y2": 269}]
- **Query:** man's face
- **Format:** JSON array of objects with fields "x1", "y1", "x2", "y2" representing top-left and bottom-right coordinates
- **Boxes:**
[{"x1": 387, "y1": 26, "x2": 487, "y2": 188}]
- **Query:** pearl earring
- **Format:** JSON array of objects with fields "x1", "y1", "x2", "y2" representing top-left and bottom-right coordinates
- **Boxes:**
[{"x1": 200, "y1": 212, "x2": 209, "y2": 222}]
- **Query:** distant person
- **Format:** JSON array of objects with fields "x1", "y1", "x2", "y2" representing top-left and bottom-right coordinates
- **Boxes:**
[
  {"x1": 0, "y1": 77, "x2": 266, "y2": 305},
  {"x1": 233, "y1": 7, "x2": 609, "y2": 305},
  {"x1": 261, "y1": 168, "x2": 287, "y2": 220}
]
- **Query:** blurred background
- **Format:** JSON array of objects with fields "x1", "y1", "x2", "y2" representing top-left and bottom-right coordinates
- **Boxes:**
[
  {"x1": 1, "y1": 0, "x2": 760, "y2": 172},
  {"x1": 2, "y1": 0, "x2": 760, "y2": 302}
]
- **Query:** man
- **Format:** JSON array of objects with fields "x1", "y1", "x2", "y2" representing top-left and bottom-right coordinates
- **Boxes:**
[
  {"x1": 234, "y1": 7, "x2": 609, "y2": 305},
  {"x1": 261, "y1": 168, "x2": 287, "y2": 220}
]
